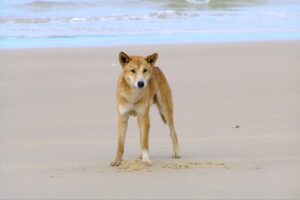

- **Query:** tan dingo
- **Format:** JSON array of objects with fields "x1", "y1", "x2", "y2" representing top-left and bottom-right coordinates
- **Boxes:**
[{"x1": 110, "y1": 52, "x2": 180, "y2": 167}]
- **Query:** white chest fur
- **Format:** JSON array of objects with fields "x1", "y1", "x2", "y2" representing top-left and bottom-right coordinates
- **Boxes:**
[
  {"x1": 118, "y1": 104, "x2": 134, "y2": 115},
  {"x1": 118, "y1": 103, "x2": 146, "y2": 116}
]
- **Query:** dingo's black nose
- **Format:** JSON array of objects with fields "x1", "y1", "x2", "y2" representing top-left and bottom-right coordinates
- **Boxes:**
[{"x1": 137, "y1": 81, "x2": 144, "y2": 88}]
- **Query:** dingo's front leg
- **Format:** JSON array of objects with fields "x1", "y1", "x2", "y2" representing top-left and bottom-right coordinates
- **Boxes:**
[
  {"x1": 111, "y1": 115, "x2": 128, "y2": 167},
  {"x1": 137, "y1": 112, "x2": 151, "y2": 166}
]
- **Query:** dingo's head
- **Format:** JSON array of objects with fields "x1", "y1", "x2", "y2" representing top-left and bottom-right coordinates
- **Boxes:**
[{"x1": 119, "y1": 51, "x2": 158, "y2": 89}]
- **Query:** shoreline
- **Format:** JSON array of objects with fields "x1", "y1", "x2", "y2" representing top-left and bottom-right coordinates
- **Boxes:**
[
  {"x1": 1, "y1": 39, "x2": 300, "y2": 51},
  {"x1": 1, "y1": 31, "x2": 300, "y2": 49}
]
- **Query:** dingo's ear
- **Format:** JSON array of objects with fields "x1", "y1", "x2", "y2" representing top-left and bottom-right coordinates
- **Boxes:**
[
  {"x1": 119, "y1": 51, "x2": 130, "y2": 67},
  {"x1": 145, "y1": 53, "x2": 158, "y2": 66}
]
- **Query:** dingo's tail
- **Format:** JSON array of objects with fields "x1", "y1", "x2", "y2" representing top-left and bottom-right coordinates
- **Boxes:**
[{"x1": 160, "y1": 113, "x2": 166, "y2": 124}]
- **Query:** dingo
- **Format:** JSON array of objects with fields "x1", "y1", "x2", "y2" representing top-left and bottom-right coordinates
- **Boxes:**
[{"x1": 110, "y1": 52, "x2": 180, "y2": 167}]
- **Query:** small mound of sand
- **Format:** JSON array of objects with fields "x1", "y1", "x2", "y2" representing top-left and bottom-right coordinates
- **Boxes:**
[
  {"x1": 115, "y1": 160, "x2": 231, "y2": 172},
  {"x1": 117, "y1": 160, "x2": 151, "y2": 172}
]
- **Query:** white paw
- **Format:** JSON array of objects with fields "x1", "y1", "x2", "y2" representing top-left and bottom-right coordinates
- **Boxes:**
[
  {"x1": 142, "y1": 149, "x2": 151, "y2": 166},
  {"x1": 142, "y1": 158, "x2": 151, "y2": 166}
]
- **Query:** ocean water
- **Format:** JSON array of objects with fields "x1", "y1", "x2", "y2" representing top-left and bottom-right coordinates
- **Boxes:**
[{"x1": 0, "y1": 0, "x2": 300, "y2": 48}]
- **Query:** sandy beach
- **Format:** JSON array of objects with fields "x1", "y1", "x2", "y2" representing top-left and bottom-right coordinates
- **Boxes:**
[{"x1": 0, "y1": 41, "x2": 300, "y2": 199}]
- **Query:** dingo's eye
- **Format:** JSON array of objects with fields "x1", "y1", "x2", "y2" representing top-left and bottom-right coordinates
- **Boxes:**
[
  {"x1": 143, "y1": 69, "x2": 148, "y2": 73},
  {"x1": 130, "y1": 69, "x2": 136, "y2": 73}
]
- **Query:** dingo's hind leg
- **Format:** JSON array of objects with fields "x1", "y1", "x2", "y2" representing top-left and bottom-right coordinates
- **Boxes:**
[{"x1": 156, "y1": 92, "x2": 181, "y2": 159}]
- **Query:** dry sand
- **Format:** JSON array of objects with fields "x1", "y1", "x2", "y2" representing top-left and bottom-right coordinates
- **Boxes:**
[{"x1": 0, "y1": 41, "x2": 300, "y2": 199}]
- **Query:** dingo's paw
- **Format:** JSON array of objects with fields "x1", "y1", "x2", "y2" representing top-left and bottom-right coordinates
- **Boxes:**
[
  {"x1": 173, "y1": 154, "x2": 181, "y2": 159},
  {"x1": 173, "y1": 150, "x2": 181, "y2": 159},
  {"x1": 141, "y1": 150, "x2": 151, "y2": 166},
  {"x1": 142, "y1": 159, "x2": 151, "y2": 167},
  {"x1": 110, "y1": 159, "x2": 122, "y2": 167},
  {"x1": 135, "y1": 154, "x2": 142, "y2": 160}
]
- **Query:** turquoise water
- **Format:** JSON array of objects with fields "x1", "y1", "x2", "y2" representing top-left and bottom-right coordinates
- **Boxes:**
[{"x1": 0, "y1": 0, "x2": 300, "y2": 48}]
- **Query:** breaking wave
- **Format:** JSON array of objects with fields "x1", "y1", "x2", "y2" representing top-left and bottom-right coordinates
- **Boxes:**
[{"x1": 0, "y1": 10, "x2": 199, "y2": 24}]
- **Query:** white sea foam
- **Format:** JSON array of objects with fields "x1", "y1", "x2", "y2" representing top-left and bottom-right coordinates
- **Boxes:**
[
  {"x1": 186, "y1": 0, "x2": 210, "y2": 5},
  {"x1": 69, "y1": 17, "x2": 87, "y2": 22}
]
